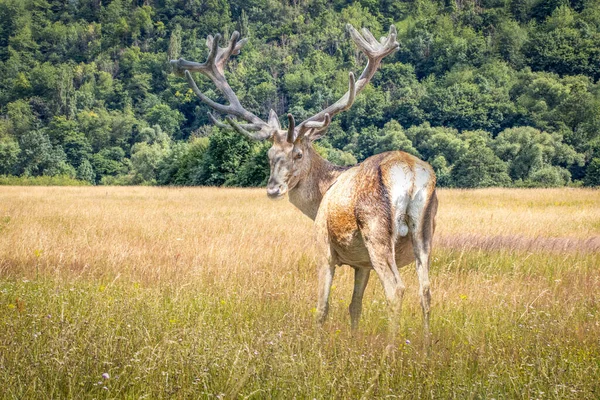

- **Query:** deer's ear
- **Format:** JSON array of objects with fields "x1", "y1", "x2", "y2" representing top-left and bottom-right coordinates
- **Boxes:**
[{"x1": 268, "y1": 109, "x2": 281, "y2": 130}]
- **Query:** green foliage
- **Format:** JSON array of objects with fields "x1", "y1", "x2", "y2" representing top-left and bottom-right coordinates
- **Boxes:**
[
  {"x1": 325, "y1": 147, "x2": 358, "y2": 166},
  {"x1": 0, "y1": 0, "x2": 599, "y2": 187},
  {"x1": 525, "y1": 5, "x2": 600, "y2": 80},
  {"x1": 195, "y1": 129, "x2": 253, "y2": 186},
  {"x1": 584, "y1": 158, "x2": 600, "y2": 186},
  {"x1": 230, "y1": 142, "x2": 270, "y2": 186},
  {"x1": 76, "y1": 159, "x2": 96, "y2": 183},
  {"x1": 6, "y1": 99, "x2": 35, "y2": 136},
  {"x1": 91, "y1": 147, "x2": 130, "y2": 182},
  {"x1": 494, "y1": 20, "x2": 527, "y2": 68},
  {"x1": 0, "y1": 136, "x2": 19, "y2": 175},
  {"x1": 157, "y1": 138, "x2": 210, "y2": 186},
  {"x1": 406, "y1": 123, "x2": 465, "y2": 165},
  {"x1": 129, "y1": 139, "x2": 172, "y2": 184},
  {"x1": 16, "y1": 130, "x2": 75, "y2": 177},
  {"x1": 349, "y1": 120, "x2": 418, "y2": 161},
  {"x1": 493, "y1": 126, "x2": 581, "y2": 185},
  {"x1": 527, "y1": 165, "x2": 572, "y2": 187},
  {"x1": 144, "y1": 104, "x2": 184, "y2": 137},
  {"x1": 0, "y1": 174, "x2": 89, "y2": 186},
  {"x1": 450, "y1": 134, "x2": 512, "y2": 188},
  {"x1": 429, "y1": 155, "x2": 451, "y2": 186}
]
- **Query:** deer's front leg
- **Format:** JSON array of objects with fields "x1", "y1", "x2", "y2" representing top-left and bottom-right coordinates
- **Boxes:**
[
  {"x1": 349, "y1": 267, "x2": 370, "y2": 331},
  {"x1": 315, "y1": 250, "x2": 336, "y2": 325}
]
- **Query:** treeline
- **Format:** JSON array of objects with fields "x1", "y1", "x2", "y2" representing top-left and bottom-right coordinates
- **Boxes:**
[{"x1": 1, "y1": 0, "x2": 600, "y2": 187}]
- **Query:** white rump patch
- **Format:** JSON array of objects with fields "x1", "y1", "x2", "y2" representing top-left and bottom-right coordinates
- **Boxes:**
[
  {"x1": 389, "y1": 165, "x2": 413, "y2": 238},
  {"x1": 406, "y1": 165, "x2": 433, "y2": 231}
]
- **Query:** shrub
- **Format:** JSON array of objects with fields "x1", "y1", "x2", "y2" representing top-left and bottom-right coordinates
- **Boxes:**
[
  {"x1": 584, "y1": 158, "x2": 600, "y2": 187},
  {"x1": 0, "y1": 175, "x2": 89, "y2": 186}
]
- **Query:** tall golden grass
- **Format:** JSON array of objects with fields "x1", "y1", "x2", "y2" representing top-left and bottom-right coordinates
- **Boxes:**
[{"x1": 0, "y1": 186, "x2": 599, "y2": 398}]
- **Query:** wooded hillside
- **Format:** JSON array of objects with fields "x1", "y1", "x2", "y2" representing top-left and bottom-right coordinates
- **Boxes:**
[{"x1": 1, "y1": 0, "x2": 600, "y2": 187}]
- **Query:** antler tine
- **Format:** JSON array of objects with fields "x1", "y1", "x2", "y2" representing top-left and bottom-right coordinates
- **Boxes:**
[
  {"x1": 208, "y1": 112, "x2": 262, "y2": 131},
  {"x1": 347, "y1": 24, "x2": 398, "y2": 92},
  {"x1": 185, "y1": 70, "x2": 229, "y2": 114},
  {"x1": 214, "y1": 31, "x2": 242, "y2": 73},
  {"x1": 361, "y1": 28, "x2": 380, "y2": 47},
  {"x1": 171, "y1": 31, "x2": 274, "y2": 141},
  {"x1": 306, "y1": 113, "x2": 331, "y2": 129},
  {"x1": 208, "y1": 112, "x2": 229, "y2": 128},
  {"x1": 232, "y1": 37, "x2": 248, "y2": 55},
  {"x1": 343, "y1": 72, "x2": 356, "y2": 111},
  {"x1": 295, "y1": 113, "x2": 330, "y2": 142},
  {"x1": 287, "y1": 114, "x2": 296, "y2": 143},
  {"x1": 225, "y1": 31, "x2": 240, "y2": 56},
  {"x1": 226, "y1": 116, "x2": 271, "y2": 141},
  {"x1": 206, "y1": 33, "x2": 220, "y2": 67},
  {"x1": 295, "y1": 24, "x2": 397, "y2": 141},
  {"x1": 348, "y1": 25, "x2": 373, "y2": 53},
  {"x1": 348, "y1": 24, "x2": 399, "y2": 63}
]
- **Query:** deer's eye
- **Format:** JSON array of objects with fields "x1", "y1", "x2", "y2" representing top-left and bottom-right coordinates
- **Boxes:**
[{"x1": 294, "y1": 151, "x2": 303, "y2": 160}]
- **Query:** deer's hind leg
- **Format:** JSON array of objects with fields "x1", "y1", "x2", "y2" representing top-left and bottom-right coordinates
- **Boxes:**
[
  {"x1": 407, "y1": 188, "x2": 438, "y2": 342},
  {"x1": 359, "y1": 216, "x2": 405, "y2": 339}
]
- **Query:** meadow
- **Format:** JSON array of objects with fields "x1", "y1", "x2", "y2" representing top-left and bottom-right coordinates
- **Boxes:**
[{"x1": 0, "y1": 186, "x2": 599, "y2": 399}]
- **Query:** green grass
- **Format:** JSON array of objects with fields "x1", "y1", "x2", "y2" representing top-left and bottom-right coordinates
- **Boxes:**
[{"x1": 1, "y1": 249, "x2": 598, "y2": 399}]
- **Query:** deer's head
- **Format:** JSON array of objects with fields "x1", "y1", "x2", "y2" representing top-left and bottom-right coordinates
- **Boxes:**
[
  {"x1": 171, "y1": 24, "x2": 399, "y2": 199},
  {"x1": 263, "y1": 111, "x2": 334, "y2": 198}
]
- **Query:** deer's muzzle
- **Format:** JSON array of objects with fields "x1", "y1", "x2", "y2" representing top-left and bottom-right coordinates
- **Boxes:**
[{"x1": 266, "y1": 185, "x2": 287, "y2": 199}]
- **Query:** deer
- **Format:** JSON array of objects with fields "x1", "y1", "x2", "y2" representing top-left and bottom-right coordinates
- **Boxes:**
[{"x1": 170, "y1": 24, "x2": 438, "y2": 341}]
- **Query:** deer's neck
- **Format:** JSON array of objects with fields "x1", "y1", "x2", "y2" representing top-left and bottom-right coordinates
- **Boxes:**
[{"x1": 288, "y1": 147, "x2": 349, "y2": 220}]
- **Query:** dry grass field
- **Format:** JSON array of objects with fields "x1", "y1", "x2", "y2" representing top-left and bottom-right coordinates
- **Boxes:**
[{"x1": 1, "y1": 186, "x2": 599, "y2": 399}]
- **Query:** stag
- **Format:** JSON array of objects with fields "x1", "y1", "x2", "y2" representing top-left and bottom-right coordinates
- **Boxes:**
[{"x1": 171, "y1": 25, "x2": 438, "y2": 339}]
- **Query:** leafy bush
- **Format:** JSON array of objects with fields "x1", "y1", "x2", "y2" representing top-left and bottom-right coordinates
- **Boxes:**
[
  {"x1": 0, "y1": 175, "x2": 89, "y2": 186},
  {"x1": 451, "y1": 137, "x2": 512, "y2": 188},
  {"x1": 584, "y1": 158, "x2": 600, "y2": 187}
]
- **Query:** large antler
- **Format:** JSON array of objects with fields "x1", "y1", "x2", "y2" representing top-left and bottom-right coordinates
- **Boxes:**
[
  {"x1": 170, "y1": 32, "x2": 274, "y2": 140},
  {"x1": 293, "y1": 24, "x2": 399, "y2": 142}
]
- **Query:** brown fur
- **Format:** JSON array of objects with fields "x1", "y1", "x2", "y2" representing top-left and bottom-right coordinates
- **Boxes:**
[{"x1": 278, "y1": 143, "x2": 437, "y2": 337}]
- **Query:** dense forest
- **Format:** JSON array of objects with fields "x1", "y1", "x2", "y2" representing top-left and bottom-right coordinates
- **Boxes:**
[{"x1": 1, "y1": 0, "x2": 600, "y2": 187}]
